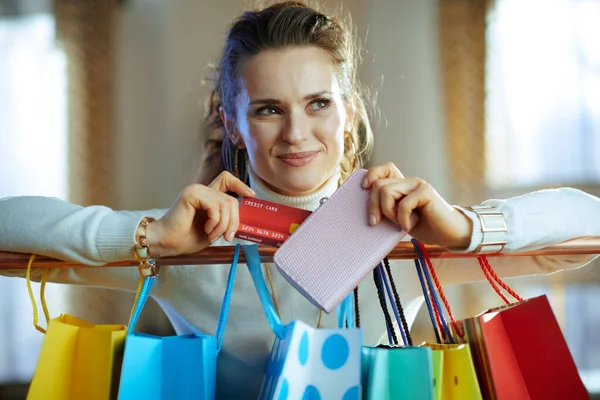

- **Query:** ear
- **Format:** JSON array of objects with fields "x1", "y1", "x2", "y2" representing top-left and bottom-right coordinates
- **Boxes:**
[
  {"x1": 344, "y1": 98, "x2": 356, "y2": 133},
  {"x1": 220, "y1": 109, "x2": 246, "y2": 148}
]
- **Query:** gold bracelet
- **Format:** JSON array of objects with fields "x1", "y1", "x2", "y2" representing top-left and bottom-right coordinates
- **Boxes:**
[{"x1": 134, "y1": 217, "x2": 159, "y2": 277}]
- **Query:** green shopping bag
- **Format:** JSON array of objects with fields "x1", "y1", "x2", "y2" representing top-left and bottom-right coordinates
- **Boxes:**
[
  {"x1": 357, "y1": 260, "x2": 435, "y2": 400},
  {"x1": 362, "y1": 345, "x2": 434, "y2": 399},
  {"x1": 430, "y1": 348, "x2": 443, "y2": 400}
]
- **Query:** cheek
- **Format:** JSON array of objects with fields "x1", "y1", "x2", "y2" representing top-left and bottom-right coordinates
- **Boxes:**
[
  {"x1": 316, "y1": 112, "x2": 345, "y2": 151},
  {"x1": 241, "y1": 119, "x2": 281, "y2": 159}
]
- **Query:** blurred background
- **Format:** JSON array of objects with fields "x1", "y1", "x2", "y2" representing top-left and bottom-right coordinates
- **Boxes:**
[{"x1": 0, "y1": 0, "x2": 599, "y2": 398}]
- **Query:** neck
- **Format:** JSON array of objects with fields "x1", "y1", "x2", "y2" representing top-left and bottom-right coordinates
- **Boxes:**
[{"x1": 248, "y1": 168, "x2": 340, "y2": 211}]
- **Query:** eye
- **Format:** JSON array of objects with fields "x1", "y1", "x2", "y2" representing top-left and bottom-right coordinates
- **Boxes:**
[
  {"x1": 308, "y1": 98, "x2": 331, "y2": 111},
  {"x1": 256, "y1": 107, "x2": 279, "y2": 116}
]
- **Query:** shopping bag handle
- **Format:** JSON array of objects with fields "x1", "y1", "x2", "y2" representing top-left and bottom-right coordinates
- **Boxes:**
[
  {"x1": 25, "y1": 254, "x2": 50, "y2": 334},
  {"x1": 477, "y1": 256, "x2": 523, "y2": 304},
  {"x1": 373, "y1": 264, "x2": 398, "y2": 345},
  {"x1": 127, "y1": 273, "x2": 157, "y2": 335},
  {"x1": 377, "y1": 261, "x2": 412, "y2": 346},
  {"x1": 336, "y1": 291, "x2": 356, "y2": 329},
  {"x1": 242, "y1": 244, "x2": 286, "y2": 339},
  {"x1": 215, "y1": 244, "x2": 240, "y2": 352},
  {"x1": 412, "y1": 239, "x2": 459, "y2": 343},
  {"x1": 127, "y1": 245, "x2": 241, "y2": 344}
]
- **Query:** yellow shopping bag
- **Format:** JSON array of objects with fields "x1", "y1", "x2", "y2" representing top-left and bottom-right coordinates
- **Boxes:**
[
  {"x1": 413, "y1": 239, "x2": 482, "y2": 400},
  {"x1": 25, "y1": 256, "x2": 127, "y2": 400},
  {"x1": 422, "y1": 342, "x2": 482, "y2": 400}
]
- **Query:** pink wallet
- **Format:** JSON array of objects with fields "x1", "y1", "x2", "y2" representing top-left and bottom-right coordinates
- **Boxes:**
[{"x1": 273, "y1": 169, "x2": 409, "y2": 313}]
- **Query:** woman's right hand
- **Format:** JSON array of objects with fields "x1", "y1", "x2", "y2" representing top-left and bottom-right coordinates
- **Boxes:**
[{"x1": 145, "y1": 171, "x2": 255, "y2": 257}]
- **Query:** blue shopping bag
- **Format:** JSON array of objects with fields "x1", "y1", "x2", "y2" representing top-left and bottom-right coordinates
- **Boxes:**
[
  {"x1": 117, "y1": 245, "x2": 241, "y2": 400},
  {"x1": 242, "y1": 244, "x2": 362, "y2": 400}
]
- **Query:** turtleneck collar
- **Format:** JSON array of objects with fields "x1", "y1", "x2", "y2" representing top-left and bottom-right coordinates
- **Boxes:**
[{"x1": 248, "y1": 167, "x2": 340, "y2": 212}]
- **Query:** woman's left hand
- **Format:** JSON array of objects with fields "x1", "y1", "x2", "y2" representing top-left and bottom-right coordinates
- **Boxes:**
[{"x1": 363, "y1": 162, "x2": 473, "y2": 250}]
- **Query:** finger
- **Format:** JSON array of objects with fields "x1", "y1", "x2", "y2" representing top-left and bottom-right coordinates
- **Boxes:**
[
  {"x1": 379, "y1": 179, "x2": 423, "y2": 225},
  {"x1": 210, "y1": 171, "x2": 255, "y2": 197},
  {"x1": 224, "y1": 196, "x2": 240, "y2": 242},
  {"x1": 208, "y1": 201, "x2": 230, "y2": 243},
  {"x1": 203, "y1": 204, "x2": 221, "y2": 236},
  {"x1": 396, "y1": 184, "x2": 430, "y2": 231},
  {"x1": 369, "y1": 178, "x2": 396, "y2": 226},
  {"x1": 362, "y1": 162, "x2": 405, "y2": 189}
]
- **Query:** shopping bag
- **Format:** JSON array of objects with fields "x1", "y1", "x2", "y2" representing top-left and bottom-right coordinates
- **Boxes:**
[
  {"x1": 430, "y1": 348, "x2": 443, "y2": 400},
  {"x1": 360, "y1": 261, "x2": 435, "y2": 400},
  {"x1": 461, "y1": 257, "x2": 588, "y2": 399},
  {"x1": 118, "y1": 245, "x2": 241, "y2": 400},
  {"x1": 412, "y1": 239, "x2": 483, "y2": 400},
  {"x1": 24, "y1": 256, "x2": 126, "y2": 400},
  {"x1": 28, "y1": 314, "x2": 126, "y2": 400},
  {"x1": 243, "y1": 244, "x2": 362, "y2": 400},
  {"x1": 416, "y1": 240, "x2": 588, "y2": 400},
  {"x1": 420, "y1": 342, "x2": 481, "y2": 400}
]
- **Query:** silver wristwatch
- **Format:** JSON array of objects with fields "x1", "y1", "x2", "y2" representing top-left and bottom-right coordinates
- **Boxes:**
[{"x1": 464, "y1": 205, "x2": 508, "y2": 254}]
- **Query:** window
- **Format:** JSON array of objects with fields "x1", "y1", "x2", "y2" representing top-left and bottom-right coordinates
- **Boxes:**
[
  {"x1": 0, "y1": 13, "x2": 67, "y2": 383},
  {"x1": 485, "y1": 0, "x2": 600, "y2": 393},
  {"x1": 486, "y1": 0, "x2": 600, "y2": 188}
]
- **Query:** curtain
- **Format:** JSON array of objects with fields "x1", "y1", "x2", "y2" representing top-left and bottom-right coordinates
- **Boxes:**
[
  {"x1": 438, "y1": 0, "x2": 490, "y2": 206},
  {"x1": 0, "y1": 14, "x2": 68, "y2": 384}
]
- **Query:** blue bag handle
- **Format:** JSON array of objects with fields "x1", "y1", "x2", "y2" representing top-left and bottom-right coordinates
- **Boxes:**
[
  {"x1": 128, "y1": 244, "x2": 241, "y2": 353},
  {"x1": 128, "y1": 273, "x2": 156, "y2": 335},
  {"x1": 411, "y1": 238, "x2": 454, "y2": 344},
  {"x1": 377, "y1": 264, "x2": 409, "y2": 346},
  {"x1": 215, "y1": 244, "x2": 241, "y2": 352},
  {"x1": 336, "y1": 292, "x2": 355, "y2": 329},
  {"x1": 242, "y1": 245, "x2": 287, "y2": 339}
]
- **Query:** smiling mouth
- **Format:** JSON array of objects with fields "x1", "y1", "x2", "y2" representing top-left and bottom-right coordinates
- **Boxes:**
[{"x1": 278, "y1": 151, "x2": 319, "y2": 166}]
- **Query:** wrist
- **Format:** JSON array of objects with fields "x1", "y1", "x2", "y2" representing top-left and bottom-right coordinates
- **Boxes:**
[
  {"x1": 445, "y1": 208, "x2": 473, "y2": 250},
  {"x1": 144, "y1": 220, "x2": 172, "y2": 258}
]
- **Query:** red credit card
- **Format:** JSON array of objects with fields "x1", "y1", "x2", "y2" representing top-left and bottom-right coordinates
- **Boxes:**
[{"x1": 235, "y1": 197, "x2": 312, "y2": 247}]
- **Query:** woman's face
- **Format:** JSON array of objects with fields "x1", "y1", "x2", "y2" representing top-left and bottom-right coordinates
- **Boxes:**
[{"x1": 225, "y1": 46, "x2": 352, "y2": 196}]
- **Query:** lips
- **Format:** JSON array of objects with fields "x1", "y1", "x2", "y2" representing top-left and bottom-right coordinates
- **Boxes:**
[{"x1": 278, "y1": 151, "x2": 319, "y2": 167}]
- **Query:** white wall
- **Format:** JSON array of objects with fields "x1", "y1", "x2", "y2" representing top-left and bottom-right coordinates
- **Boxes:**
[{"x1": 366, "y1": 0, "x2": 449, "y2": 198}]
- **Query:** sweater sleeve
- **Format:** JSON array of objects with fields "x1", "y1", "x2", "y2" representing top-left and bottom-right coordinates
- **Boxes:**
[
  {"x1": 433, "y1": 187, "x2": 600, "y2": 286},
  {"x1": 0, "y1": 196, "x2": 167, "y2": 288}
]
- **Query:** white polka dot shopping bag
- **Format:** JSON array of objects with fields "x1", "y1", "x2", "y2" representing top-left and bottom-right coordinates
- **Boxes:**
[{"x1": 243, "y1": 245, "x2": 362, "y2": 400}]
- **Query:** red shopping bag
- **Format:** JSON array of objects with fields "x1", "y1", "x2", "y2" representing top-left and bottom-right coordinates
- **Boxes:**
[
  {"x1": 416, "y1": 242, "x2": 588, "y2": 400},
  {"x1": 462, "y1": 258, "x2": 587, "y2": 400}
]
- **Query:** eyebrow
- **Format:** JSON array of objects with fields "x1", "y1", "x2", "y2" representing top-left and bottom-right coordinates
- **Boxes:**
[{"x1": 248, "y1": 91, "x2": 333, "y2": 106}]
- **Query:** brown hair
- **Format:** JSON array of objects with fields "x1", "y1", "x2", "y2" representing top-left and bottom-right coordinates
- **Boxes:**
[{"x1": 197, "y1": 1, "x2": 374, "y2": 186}]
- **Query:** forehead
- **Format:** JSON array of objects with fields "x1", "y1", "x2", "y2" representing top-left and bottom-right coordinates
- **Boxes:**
[{"x1": 239, "y1": 46, "x2": 340, "y2": 100}]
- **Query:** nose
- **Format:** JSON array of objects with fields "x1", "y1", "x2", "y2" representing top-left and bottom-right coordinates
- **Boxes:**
[{"x1": 281, "y1": 110, "x2": 308, "y2": 145}]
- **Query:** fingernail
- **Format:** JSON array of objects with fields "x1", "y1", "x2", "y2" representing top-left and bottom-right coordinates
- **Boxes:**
[
  {"x1": 369, "y1": 214, "x2": 377, "y2": 226},
  {"x1": 362, "y1": 177, "x2": 369, "y2": 188},
  {"x1": 210, "y1": 236, "x2": 218, "y2": 244},
  {"x1": 250, "y1": 190, "x2": 256, "y2": 196},
  {"x1": 227, "y1": 231, "x2": 235, "y2": 242}
]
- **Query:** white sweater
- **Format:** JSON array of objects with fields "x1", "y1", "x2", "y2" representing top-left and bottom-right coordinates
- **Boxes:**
[{"x1": 1, "y1": 172, "x2": 599, "y2": 399}]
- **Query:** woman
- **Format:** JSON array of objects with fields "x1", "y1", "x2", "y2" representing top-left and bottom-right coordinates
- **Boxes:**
[{"x1": 1, "y1": 2, "x2": 599, "y2": 398}]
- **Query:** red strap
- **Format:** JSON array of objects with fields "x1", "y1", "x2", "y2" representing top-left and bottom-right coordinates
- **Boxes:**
[
  {"x1": 418, "y1": 241, "x2": 465, "y2": 339},
  {"x1": 423, "y1": 262, "x2": 447, "y2": 341},
  {"x1": 477, "y1": 256, "x2": 524, "y2": 303}
]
